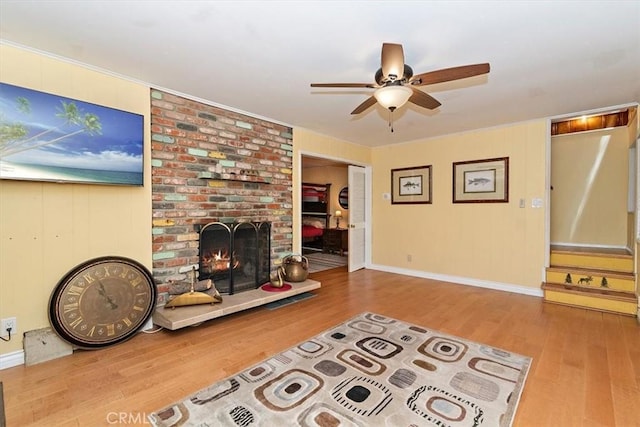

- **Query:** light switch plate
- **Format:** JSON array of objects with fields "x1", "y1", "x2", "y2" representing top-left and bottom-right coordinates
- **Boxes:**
[{"x1": 531, "y1": 198, "x2": 543, "y2": 208}]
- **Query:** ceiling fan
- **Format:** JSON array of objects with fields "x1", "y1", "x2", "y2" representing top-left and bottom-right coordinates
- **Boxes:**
[{"x1": 310, "y1": 43, "x2": 490, "y2": 129}]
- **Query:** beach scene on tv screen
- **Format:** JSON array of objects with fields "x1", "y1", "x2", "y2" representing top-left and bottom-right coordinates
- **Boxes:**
[{"x1": 0, "y1": 82, "x2": 144, "y2": 186}]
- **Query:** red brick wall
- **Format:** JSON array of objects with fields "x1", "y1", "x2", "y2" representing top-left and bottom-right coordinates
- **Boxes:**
[{"x1": 150, "y1": 89, "x2": 293, "y2": 304}]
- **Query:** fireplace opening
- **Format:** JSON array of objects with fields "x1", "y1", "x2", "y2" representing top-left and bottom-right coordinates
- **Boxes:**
[{"x1": 199, "y1": 221, "x2": 271, "y2": 295}]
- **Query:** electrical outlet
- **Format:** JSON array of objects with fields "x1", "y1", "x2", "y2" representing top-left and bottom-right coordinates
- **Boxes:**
[
  {"x1": 407, "y1": 254, "x2": 412, "y2": 262},
  {"x1": 1, "y1": 317, "x2": 17, "y2": 337}
]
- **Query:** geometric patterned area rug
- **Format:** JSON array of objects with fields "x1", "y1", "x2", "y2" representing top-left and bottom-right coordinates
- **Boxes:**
[
  {"x1": 306, "y1": 252, "x2": 348, "y2": 273},
  {"x1": 0, "y1": 382, "x2": 4, "y2": 427},
  {"x1": 148, "y1": 312, "x2": 531, "y2": 427}
]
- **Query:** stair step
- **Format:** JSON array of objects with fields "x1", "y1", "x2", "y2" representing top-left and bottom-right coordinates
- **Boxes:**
[
  {"x1": 550, "y1": 249, "x2": 633, "y2": 273},
  {"x1": 542, "y1": 282, "x2": 638, "y2": 316},
  {"x1": 545, "y1": 267, "x2": 635, "y2": 293},
  {"x1": 550, "y1": 251, "x2": 633, "y2": 273}
]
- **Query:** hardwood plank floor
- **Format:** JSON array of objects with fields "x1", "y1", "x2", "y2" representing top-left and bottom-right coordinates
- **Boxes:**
[{"x1": 1, "y1": 268, "x2": 639, "y2": 426}]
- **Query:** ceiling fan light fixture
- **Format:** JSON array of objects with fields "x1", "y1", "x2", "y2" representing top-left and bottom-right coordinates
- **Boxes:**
[{"x1": 374, "y1": 85, "x2": 412, "y2": 110}]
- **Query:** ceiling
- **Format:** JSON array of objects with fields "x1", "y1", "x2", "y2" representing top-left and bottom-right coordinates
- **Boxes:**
[{"x1": 1, "y1": 1, "x2": 639, "y2": 148}]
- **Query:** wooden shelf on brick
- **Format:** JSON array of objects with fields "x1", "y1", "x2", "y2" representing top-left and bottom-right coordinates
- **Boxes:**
[{"x1": 198, "y1": 171, "x2": 272, "y2": 184}]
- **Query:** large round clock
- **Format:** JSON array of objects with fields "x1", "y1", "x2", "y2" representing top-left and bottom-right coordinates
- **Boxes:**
[{"x1": 49, "y1": 256, "x2": 157, "y2": 349}]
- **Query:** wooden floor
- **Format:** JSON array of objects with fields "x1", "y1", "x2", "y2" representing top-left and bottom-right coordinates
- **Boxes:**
[{"x1": 2, "y1": 268, "x2": 639, "y2": 426}]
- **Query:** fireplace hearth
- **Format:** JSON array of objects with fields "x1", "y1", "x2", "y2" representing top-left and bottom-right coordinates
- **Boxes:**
[{"x1": 198, "y1": 222, "x2": 271, "y2": 295}]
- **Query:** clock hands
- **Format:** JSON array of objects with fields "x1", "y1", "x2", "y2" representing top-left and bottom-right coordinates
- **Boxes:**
[{"x1": 98, "y1": 282, "x2": 119, "y2": 310}]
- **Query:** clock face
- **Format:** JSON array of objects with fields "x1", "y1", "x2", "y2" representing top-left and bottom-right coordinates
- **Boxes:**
[{"x1": 49, "y1": 256, "x2": 157, "y2": 349}]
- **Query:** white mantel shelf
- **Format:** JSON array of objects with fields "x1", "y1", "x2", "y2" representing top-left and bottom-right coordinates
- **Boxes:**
[{"x1": 152, "y1": 279, "x2": 321, "y2": 330}]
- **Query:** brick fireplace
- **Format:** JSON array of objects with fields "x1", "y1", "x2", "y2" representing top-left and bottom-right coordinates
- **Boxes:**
[{"x1": 150, "y1": 89, "x2": 293, "y2": 305}]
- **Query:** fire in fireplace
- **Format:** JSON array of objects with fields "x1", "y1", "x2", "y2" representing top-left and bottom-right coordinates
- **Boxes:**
[{"x1": 198, "y1": 222, "x2": 271, "y2": 294}]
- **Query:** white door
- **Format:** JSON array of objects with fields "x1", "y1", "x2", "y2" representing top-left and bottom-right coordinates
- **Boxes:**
[{"x1": 348, "y1": 165, "x2": 366, "y2": 272}]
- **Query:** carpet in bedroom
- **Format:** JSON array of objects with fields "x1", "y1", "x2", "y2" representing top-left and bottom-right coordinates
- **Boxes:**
[{"x1": 306, "y1": 252, "x2": 348, "y2": 273}]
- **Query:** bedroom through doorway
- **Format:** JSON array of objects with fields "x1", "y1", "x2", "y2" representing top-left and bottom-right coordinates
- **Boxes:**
[{"x1": 301, "y1": 155, "x2": 351, "y2": 272}]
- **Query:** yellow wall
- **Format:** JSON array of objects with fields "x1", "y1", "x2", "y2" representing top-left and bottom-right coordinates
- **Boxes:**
[
  {"x1": 626, "y1": 109, "x2": 638, "y2": 252},
  {"x1": 551, "y1": 127, "x2": 630, "y2": 247},
  {"x1": 302, "y1": 165, "x2": 349, "y2": 226},
  {"x1": 372, "y1": 121, "x2": 548, "y2": 289},
  {"x1": 0, "y1": 45, "x2": 152, "y2": 355},
  {"x1": 632, "y1": 108, "x2": 640, "y2": 308}
]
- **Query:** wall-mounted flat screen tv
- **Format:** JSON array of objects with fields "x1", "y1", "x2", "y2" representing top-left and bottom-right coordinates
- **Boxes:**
[{"x1": 0, "y1": 82, "x2": 144, "y2": 186}]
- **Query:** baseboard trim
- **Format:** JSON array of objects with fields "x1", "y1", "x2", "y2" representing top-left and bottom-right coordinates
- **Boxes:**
[
  {"x1": 0, "y1": 350, "x2": 25, "y2": 370},
  {"x1": 369, "y1": 264, "x2": 544, "y2": 298}
]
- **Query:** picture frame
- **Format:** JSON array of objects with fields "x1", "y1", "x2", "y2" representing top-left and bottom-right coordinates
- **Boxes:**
[
  {"x1": 338, "y1": 186, "x2": 349, "y2": 209},
  {"x1": 453, "y1": 157, "x2": 509, "y2": 203},
  {"x1": 0, "y1": 82, "x2": 144, "y2": 186},
  {"x1": 391, "y1": 165, "x2": 432, "y2": 204}
]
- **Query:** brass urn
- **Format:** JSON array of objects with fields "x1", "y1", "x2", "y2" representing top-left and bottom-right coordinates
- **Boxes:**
[{"x1": 281, "y1": 254, "x2": 309, "y2": 282}]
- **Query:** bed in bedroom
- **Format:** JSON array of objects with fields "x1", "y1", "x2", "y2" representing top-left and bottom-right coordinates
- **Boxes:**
[{"x1": 301, "y1": 182, "x2": 331, "y2": 252}]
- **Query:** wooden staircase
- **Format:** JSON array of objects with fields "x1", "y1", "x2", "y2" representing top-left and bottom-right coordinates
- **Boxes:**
[{"x1": 542, "y1": 246, "x2": 637, "y2": 316}]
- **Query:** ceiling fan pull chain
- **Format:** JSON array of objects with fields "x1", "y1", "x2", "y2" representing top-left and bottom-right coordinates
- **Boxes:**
[{"x1": 389, "y1": 110, "x2": 395, "y2": 133}]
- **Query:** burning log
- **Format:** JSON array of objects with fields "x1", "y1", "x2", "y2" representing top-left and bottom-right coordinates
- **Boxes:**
[{"x1": 203, "y1": 249, "x2": 240, "y2": 272}]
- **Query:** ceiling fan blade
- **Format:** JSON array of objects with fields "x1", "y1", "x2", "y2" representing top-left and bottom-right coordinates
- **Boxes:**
[
  {"x1": 311, "y1": 83, "x2": 376, "y2": 88},
  {"x1": 381, "y1": 43, "x2": 405, "y2": 81},
  {"x1": 408, "y1": 87, "x2": 441, "y2": 110},
  {"x1": 410, "y1": 63, "x2": 490, "y2": 86},
  {"x1": 351, "y1": 96, "x2": 378, "y2": 115}
]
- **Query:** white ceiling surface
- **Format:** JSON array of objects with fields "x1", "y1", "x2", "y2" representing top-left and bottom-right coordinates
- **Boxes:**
[{"x1": 1, "y1": 1, "x2": 639, "y2": 148}]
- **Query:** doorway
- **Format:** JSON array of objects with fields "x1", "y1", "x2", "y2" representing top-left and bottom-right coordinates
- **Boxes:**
[
  {"x1": 549, "y1": 106, "x2": 637, "y2": 253},
  {"x1": 300, "y1": 154, "x2": 369, "y2": 272},
  {"x1": 543, "y1": 105, "x2": 639, "y2": 316}
]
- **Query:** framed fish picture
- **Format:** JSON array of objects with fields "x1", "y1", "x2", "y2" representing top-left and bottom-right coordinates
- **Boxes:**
[
  {"x1": 453, "y1": 157, "x2": 509, "y2": 203},
  {"x1": 391, "y1": 165, "x2": 432, "y2": 204}
]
